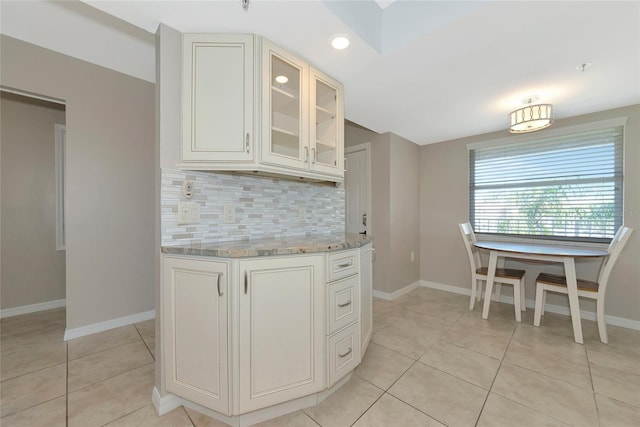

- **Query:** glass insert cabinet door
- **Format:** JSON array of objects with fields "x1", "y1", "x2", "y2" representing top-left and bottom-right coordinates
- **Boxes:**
[
  {"x1": 261, "y1": 39, "x2": 309, "y2": 170},
  {"x1": 310, "y1": 69, "x2": 343, "y2": 175}
]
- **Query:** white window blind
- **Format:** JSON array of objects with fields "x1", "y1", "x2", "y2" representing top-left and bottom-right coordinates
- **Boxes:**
[{"x1": 470, "y1": 125, "x2": 623, "y2": 242}]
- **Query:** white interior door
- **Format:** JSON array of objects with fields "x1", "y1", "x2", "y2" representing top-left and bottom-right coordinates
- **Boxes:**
[{"x1": 345, "y1": 144, "x2": 370, "y2": 236}]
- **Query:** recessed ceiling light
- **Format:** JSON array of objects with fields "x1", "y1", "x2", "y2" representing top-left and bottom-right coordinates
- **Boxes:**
[
  {"x1": 331, "y1": 35, "x2": 350, "y2": 50},
  {"x1": 275, "y1": 75, "x2": 288, "y2": 84}
]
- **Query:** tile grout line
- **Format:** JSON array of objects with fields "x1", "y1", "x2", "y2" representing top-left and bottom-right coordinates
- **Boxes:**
[
  {"x1": 369, "y1": 359, "x2": 449, "y2": 427},
  {"x1": 134, "y1": 324, "x2": 155, "y2": 362},
  {"x1": 584, "y1": 343, "x2": 601, "y2": 426},
  {"x1": 473, "y1": 321, "x2": 517, "y2": 426}
]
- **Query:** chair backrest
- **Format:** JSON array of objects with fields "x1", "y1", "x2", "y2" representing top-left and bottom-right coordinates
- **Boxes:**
[
  {"x1": 597, "y1": 226, "x2": 634, "y2": 294},
  {"x1": 458, "y1": 222, "x2": 482, "y2": 275}
]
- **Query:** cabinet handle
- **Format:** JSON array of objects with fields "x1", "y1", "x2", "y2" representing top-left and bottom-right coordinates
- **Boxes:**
[
  {"x1": 337, "y1": 261, "x2": 353, "y2": 269},
  {"x1": 217, "y1": 273, "x2": 223, "y2": 297},
  {"x1": 244, "y1": 271, "x2": 248, "y2": 294},
  {"x1": 338, "y1": 300, "x2": 352, "y2": 308},
  {"x1": 344, "y1": 158, "x2": 347, "y2": 172},
  {"x1": 246, "y1": 133, "x2": 250, "y2": 153},
  {"x1": 371, "y1": 248, "x2": 376, "y2": 263},
  {"x1": 312, "y1": 147, "x2": 316, "y2": 164},
  {"x1": 304, "y1": 146, "x2": 309, "y2": 163},
  {"x1": 338, "y1": 347, "x2": 352, "y2": 358}
]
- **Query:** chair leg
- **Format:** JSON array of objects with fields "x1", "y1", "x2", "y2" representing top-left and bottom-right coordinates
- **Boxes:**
[
  {"x1": 520, "y1": 280, "x2": 526, "y2": 311},
  {"x1": 534, "y1": 286, "x2": 544, "y2": 327},
  {"x1": 513, "y1": 283, "x2": 521, "y2": 322},
  {"x1": 469, "y1": 279, "x2": 477, "y2": 310},
  {"x1": 596, "y1": 297, "x2": 608, "y2": 344}
]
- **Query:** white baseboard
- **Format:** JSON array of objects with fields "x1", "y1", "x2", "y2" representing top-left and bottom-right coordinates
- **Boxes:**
[
  {"x1": 64, "y1": 310, "x2": 155, "y2": 341},
  {"x1": 418, "y1": 280, "x2": 640, "y2": 331},
  {"x1": 152, "y1": 387, "x2": 184, "y2": 416},
  {"x1": 0, "y1": 298, "x2": 66, "y2": 319},
  {"x1": 372, "y1": 281, "x2": 421, "y2": 301}
]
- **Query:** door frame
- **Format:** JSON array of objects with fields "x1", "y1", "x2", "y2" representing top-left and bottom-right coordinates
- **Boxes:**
[{"x1": 345, "y1": 143, "x2": 372, "y2": 237}]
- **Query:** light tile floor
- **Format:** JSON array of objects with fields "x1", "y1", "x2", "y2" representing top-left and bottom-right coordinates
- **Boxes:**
[{"x1": 1, "y1": 287, "x2": 639, "y2": 426}]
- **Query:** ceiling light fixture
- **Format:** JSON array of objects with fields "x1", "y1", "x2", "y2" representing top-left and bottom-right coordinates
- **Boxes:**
[
  {"x1": 509, "y1": 96, "x2": 553, "y2": 134},
  {"x1": 275, "y1": 75, "x2": 288, "y2": 84},
  {"x1": 331, "y1": 35, "x2": 350, "y2": 50}
]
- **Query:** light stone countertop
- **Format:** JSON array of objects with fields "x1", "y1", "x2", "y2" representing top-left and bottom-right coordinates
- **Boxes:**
[{"x1": 161, "y1": 233, "x2": 372, "y2": 258}]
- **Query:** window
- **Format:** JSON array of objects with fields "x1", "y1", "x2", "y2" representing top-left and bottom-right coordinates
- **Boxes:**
[{"x1": 469, "y1": 119, "x2": 624, "y2": 242}]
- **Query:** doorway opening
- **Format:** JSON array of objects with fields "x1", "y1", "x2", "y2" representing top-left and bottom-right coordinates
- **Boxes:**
[{"x1": 0, "y1": 89, "x2": 67, "y2": 318}]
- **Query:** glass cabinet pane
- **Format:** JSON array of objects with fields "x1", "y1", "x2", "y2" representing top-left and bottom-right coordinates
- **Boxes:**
[
  {"x1": 314, "y1": 79, "x2": 337, "y2": 167},
  {"x1": 270, "y1": 55, "x2": 301, "y2": 159}
]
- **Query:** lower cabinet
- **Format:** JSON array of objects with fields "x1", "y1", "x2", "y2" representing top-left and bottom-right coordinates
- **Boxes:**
[
  {"x1": 238, "y1": 256, "x2": 325, "y2": 412},
  {"x1": 327, "y1": 322, "x2": 361, "y2": 387},
  {"x1": 360, "y1": 243, "x2": 373, "y2": 354},
  {"x1": 161, "y1": 249, "x2": 369, "y2": 420},
  {"x1": 163, "y1": 256, "x2": 230, "y2": 413}
]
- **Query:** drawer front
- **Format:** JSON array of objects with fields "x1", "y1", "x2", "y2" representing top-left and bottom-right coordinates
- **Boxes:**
[
  {"x1": 327, "y1": 250, "x2": 359, "y2": 282},
  {"x1": 327, "y1": 322, "x2": 361, "y2": 387},
  {"x1": 328, "y1": 276, "x2": 360, "y2": 335}
]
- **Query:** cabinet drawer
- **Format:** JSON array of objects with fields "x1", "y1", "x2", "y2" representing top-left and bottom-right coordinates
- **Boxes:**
[
  {"x1": 328, "y1": 276, "x2": 360, "y2": 335},
  {"x1": 327, "y1": 250, "x2": 359, "y2": 282},
  {"x1": 327, "y1": 323, "x2": 361, "y2": 387}
]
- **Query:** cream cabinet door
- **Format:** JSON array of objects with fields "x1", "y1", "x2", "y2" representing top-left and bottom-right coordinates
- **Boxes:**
[
  {"x1": 310, "y1": 67, "x2": 344, "y2": 178},
  {"x1": 182, "y1": 34, "x2": 254, "y2": 163},
  {"x1": 260, "y1": 38, "x2": 310, "y2": 172},
  {"x1": 163, "y1": 256, "x2": 230, "y2": 414},
  {"x1": 238, "y1": 255, "x2": 324, "y2": 413}
]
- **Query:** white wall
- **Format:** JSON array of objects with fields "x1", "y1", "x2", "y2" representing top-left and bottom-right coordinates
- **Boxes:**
[
  {"x1": 1, "y1": 92, "x2": 66, "y2": 310},
  {"x1": 0, "y1": 0, "x2": 155, "y2": 83},
  {"x1": 1, "y1": 35, "x2": 156, "y2": 330}
]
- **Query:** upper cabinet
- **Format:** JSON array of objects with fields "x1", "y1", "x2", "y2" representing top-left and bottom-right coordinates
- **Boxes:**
[
  {"x1": 182, "y1": 34, "x2": 254, "y2": 164},
  {"x1": 260, "y1": 39, "x2": 309, "y2": 172},
  {"x1": 310, "y1": 67, "x2": 344, "y2": 176},
  {"x1": 180, "y1": 34, "x2": 344, "y2": 182}
]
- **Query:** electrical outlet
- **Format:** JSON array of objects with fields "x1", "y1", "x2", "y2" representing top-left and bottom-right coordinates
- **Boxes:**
[
  {"x1": 298, "y1": 207, "x2": 306, "y2": 222},
  {"x1": 177, "y1": 202, "x2": 200, "y2": 225},
  {"x1": 224, "y1": 205, "x2": 236, "y2": 224}
]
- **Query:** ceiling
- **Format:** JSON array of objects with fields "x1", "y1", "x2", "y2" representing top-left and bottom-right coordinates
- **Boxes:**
[{"x1": 4, "y1": 1, "x2": 639, "y2": 145}]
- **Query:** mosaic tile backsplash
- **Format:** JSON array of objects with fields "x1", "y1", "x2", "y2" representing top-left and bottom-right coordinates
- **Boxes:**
[{"x1": 161, "y1": 169, "x2": 345, "y2": 245}]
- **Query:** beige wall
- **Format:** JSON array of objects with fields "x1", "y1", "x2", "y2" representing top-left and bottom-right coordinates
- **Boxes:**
[
  {"x1": 1, "y1": 35, "x2": 156, "y2": 329},
  {"x1": 1, "y1": 92, "x2": 66, "y2": 309},
  {"x1": 346, "y1": 122, "x2": 421, "y2": 294},
  {"x1": 420, "y1": 104, "x2": 640, "y2": 322},
  {"x1": 389, "y1": 133, "x2": 420, "y2": 293}
]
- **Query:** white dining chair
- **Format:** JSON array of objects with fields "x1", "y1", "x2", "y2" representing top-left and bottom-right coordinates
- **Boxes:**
[
  {"x1": 534, "y1": 226, "x2": 633, "y2": 343},
  {"x1": 458, "y1": 222, "x2": 526, "y2": 322}
]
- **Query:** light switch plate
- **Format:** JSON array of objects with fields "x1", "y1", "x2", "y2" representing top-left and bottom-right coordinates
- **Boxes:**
[
  {"x1": 177, "y1": 202, "x2": 200, "y2": 225},
  {"x1": 223, "y1": 205, "x2": 236, "y2": 224}
]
